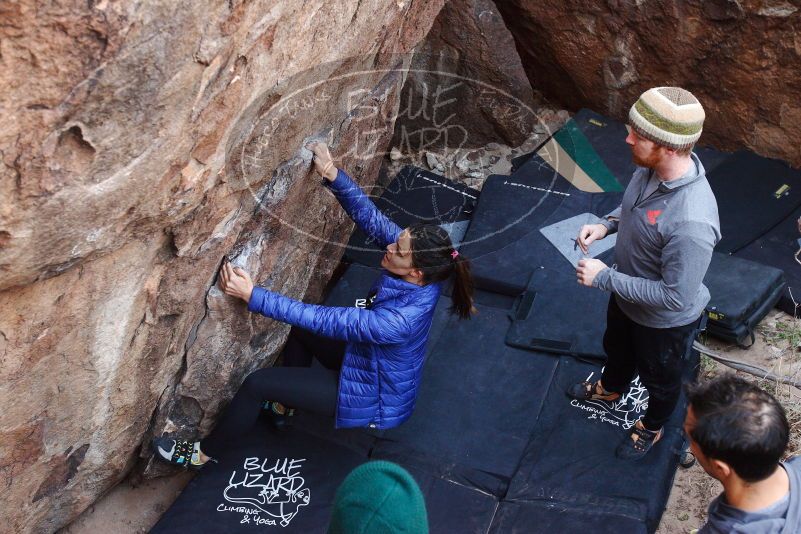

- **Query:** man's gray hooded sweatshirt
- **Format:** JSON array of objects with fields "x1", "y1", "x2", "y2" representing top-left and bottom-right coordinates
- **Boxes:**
[
  {"x1": 593, "y1": 152, "x2": 721, "y2": 328},
  {"x1": 699, "y1": 456, "x2": 801, "y2": 534}
]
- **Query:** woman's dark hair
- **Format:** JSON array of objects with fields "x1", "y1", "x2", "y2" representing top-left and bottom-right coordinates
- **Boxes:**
[
  {"x1": 407, "y1": 223, "x2": 475, "y2": 319},
  {"x1": 685, "y1": 374, "x2": 789, "y2": 482}
]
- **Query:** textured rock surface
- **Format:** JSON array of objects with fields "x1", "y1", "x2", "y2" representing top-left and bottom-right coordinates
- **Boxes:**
[
  {"x1": 496, "y1": 0, "x2": 801, "y2": 166},
  {"x1": 391, "y1": 0, "x2": 543, "y2": 154},
  {"x1": 0, "y1": 1, "x2": 444, "y2": 532}
]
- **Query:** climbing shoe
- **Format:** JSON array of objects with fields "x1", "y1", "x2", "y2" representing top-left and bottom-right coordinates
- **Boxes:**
[
  {"x1": 567, "y1": 380, "x2": 621, "y2": 402},
  {"x1": 152, "y1": 437, "x2": 214, "y2": 470},
  {"x1": 615, "y1": 419, "x2": 663, "y2": 460},
  {"x1": 263, "y1": 401, "x2": 295, "y2": 431}
]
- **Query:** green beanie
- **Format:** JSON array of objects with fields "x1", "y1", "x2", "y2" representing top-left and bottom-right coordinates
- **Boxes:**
[{"x1": 327, "y1": 461, "x2": 429, "y2": 534}]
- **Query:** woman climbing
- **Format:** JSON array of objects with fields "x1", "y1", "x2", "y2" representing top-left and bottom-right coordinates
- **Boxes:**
[{"x1": 153, "y1": 142, "x2": 475, "y2": 468}]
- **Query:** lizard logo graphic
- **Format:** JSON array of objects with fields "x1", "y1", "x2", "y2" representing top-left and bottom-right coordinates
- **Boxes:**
[
  {"x1": 572, "y1": 371, "x2": 649, "y2": 430},
  {"x1": 219, "y1": 457, "x2": 310, "y2": 527}
]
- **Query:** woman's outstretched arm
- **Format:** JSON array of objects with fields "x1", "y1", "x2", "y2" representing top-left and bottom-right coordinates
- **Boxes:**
[
  {"x1": 219, "y1": 263, "x2": 411, "y2": 345},
  {"x1": 248, "y1": 286, "x2": 411, "y2": 345},
  {"x1": 308, "y1": 142, "x2": 401, "y2": 249}
]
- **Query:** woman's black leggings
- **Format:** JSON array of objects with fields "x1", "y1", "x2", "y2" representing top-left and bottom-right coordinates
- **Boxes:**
[{"x1": 200, "y1": 328, "x2": 346, "y2": 458}]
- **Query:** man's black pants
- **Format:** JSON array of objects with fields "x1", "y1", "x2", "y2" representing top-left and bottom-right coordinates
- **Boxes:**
[
  {"x1": 600, "y1": 295, "x2": 701, "y2": 431},
  {"x1": 201, "y1": 328, "x2": 345, "y2": 458}
]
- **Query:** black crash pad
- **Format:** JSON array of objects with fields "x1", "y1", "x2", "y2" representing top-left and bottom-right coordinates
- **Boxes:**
[
  {"x1": 156, "y1": 263, "x2": 498, "y2": 533},
  {"x1": 151, "y1": 424, "x2": 368, "y2": 533},
  {"x1": 322, "y1": 262, "x2": 381, "y2": 309},
  {"x1": 708, "y1": 151, "x2": 801, "y2": 254},
  {"x1": 505, "y1": 267, "x2": 609, "y2": 360},
  {"x1": 694, "y1": 145, "x2": 732, "y2": 175},
  {"x1": 489, "y1": 500, "x2": 648, "y2": 534},
  {"x1": 152, "y1": 421, "x2": 500, "y2": 533},
  {"x1": 504, "y1": 356, "x2": 698, "y2": 533},
  {"x1": 735, "y1": 205, "x2": 801, "y2": 317},
  {"x1": 704, "y1": 252, "x2": 786, "y2": 346},
  {"x1": 344, "y1": 165, "x2": 478, "y2": 268},
  {"x1": 460, "y1": 157, "x2": 621, "y2": 296},
  {"x1": 395, "y1": 463, "x2": 499, "y2": 533},
  {"x1": 371, "y1": 297, "x2": 559, "y2": 496}
]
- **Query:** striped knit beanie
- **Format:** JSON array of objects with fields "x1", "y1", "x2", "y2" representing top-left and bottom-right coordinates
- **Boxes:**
[{"x1": 628, "y1": 87, "x2": 705, "y2": 151}]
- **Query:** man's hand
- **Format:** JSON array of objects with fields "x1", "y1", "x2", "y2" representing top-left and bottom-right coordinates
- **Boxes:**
[
  {"x1": 219, "y1": 262, "x2": 254, "y2": 303},
  {"x1": 577, "y1": 258, "x2": 607, "y2": 287},
  {"x1": 307, "y1": 142, "x2": 337, "y2": 182},
  {"x1": 576, "y1": 223, "x2": 609, "y2": 254}
]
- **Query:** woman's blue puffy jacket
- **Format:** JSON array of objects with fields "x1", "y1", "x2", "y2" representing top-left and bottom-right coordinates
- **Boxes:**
[{"x1": 247, "y1": 169, "x2": 441, "y2": 429}]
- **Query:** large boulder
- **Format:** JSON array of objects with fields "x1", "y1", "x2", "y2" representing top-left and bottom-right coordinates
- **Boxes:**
[
  {"x1": 495, "y1": 0, "x2": 801, "y2": 166},
  {"x1": 391, "y1": 0, "x2": 543, "y2": 154},
  {"x1": 0, "y1": 1, "x2": 445, "y2": 532}
]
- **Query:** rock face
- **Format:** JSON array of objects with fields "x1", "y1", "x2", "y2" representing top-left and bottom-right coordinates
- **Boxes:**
[
  {"x1": 495, "y1": 0, "x2": 801, "y2": 166},
  {"x1": 391, "y1": 0, "x2": 543, "y2": 155},
  {"x1": 6, "y1": 1, "x2": 800, "y2": 531},
  {"x1": 0, "y1": 1, "x2": 444, "y2": 532}
]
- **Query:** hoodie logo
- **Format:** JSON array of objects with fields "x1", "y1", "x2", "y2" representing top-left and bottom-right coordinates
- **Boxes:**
[
  {"x1": 646, "y1": 210, "x2": 662, "y2": 225},
  {"x1": 355, "y1": 290, "x2": 378, "y2": 309}
]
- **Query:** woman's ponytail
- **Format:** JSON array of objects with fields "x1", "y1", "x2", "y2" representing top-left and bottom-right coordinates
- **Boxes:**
[
  {"x1": 450, "y1": 253, "x2": 476, "y2": 319},
  {"x1": 408, "y1": 224, "x2": 475, "y2": 319}
]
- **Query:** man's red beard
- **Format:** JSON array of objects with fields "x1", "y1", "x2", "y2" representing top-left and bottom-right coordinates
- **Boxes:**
[{"x1": 631, "y1": 145, "x2": 662, "y2": 169}]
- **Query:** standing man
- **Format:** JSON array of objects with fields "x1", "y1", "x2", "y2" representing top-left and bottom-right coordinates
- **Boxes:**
[{"x1": 570, "y1": 87, "x2": 720, "y2": 460}]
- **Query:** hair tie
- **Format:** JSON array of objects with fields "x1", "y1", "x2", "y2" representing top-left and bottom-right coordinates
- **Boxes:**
[{"x1": 451, "y1": 250, "x2": 459, "y2": 260}]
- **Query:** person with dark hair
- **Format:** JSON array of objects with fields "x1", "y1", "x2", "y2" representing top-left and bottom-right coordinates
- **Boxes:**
[
  {"x1": 685, "y1": 374, "x2": 800, "y2": 533},
  {"x1": 569, "y1": 87, "x2": 721, "y2": 460},
  {"x1": 153, "y1": 142, "x2": 475, "y2": 468}
]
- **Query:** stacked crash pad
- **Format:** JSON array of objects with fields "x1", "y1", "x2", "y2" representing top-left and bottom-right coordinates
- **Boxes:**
[
  {"x1": 505, "y1": 266, "x2": 610, "y2": 360},
  {"x1": 703, "y1": 253, "x2": 786, "y2": 346},
  {"x1": 459, "y1": 156, "x2": 622, "y2": 296},
  {"x1": 508, "y1": 109, "x2": 800, "y2": 335}
]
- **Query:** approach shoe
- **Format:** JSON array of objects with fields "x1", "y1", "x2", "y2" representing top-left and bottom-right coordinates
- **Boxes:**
[
  {"x1": 263, "y1": 401, "x2": 295, "y2": 431},
  {"x1": 152, "y1": 437, "x2": 212, "y2": 470},
  {"x1": 615, "y1": 419, "x2": 663, "y2": 460},
  {"x1": 567, "y1": 380, "x2": 621, "y2": 402}
]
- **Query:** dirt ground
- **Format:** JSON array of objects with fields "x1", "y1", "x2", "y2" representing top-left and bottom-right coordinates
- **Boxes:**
[
  {"x1": 58, "y1": 471, "x2": 194, "y2": 534},
  {"x1": 59, "y1": 131, "x2": 801, "y2": 533}
]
